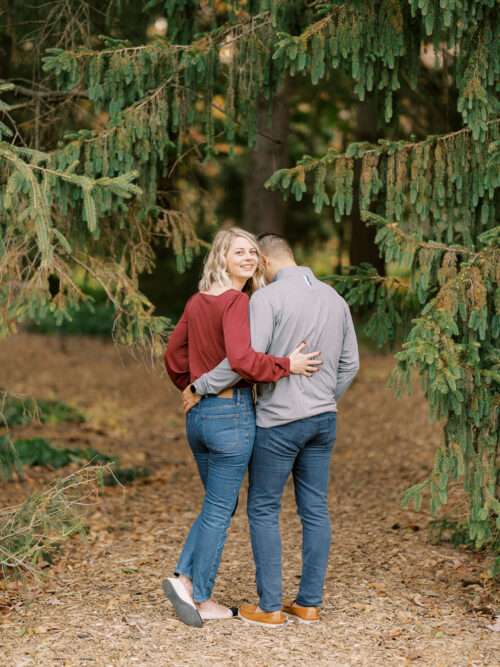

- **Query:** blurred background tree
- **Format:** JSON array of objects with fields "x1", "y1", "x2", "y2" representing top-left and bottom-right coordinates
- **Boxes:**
[{"x1": 0, "y1": 1, "x2": 498, "y2": 570}]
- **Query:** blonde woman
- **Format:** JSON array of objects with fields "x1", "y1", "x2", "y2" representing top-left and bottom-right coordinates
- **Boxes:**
[{"x1": 164, "y1": 227, "x2": 320, "y2": 627}]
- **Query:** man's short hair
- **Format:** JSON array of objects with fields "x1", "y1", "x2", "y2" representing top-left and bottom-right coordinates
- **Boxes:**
[{"x1": 256, "y1": 232, "x2": 294, "y2": 259}]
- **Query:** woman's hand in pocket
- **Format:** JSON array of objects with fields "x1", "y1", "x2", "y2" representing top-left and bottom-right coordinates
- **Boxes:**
[{"x1": 182, "y1": 385, "x2": 201, "y2": 413}]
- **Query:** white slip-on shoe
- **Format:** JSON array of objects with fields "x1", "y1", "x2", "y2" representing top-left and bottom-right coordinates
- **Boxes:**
[
  {"x1": 162, "y1": 577, "x2": 203, "y2": 628},
  {"x1": 199, "y1": 606, "x2": 238, "y2": 621}
]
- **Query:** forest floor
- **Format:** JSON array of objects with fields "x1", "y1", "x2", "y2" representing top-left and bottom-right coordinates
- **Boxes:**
[{"x1": 0, "y1": 333, "x2": 498, "y2": 667}]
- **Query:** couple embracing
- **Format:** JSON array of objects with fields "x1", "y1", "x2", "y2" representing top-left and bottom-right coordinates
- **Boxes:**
[{"x1": 164, "y1": 228, "x2": 359, "y2": 628}]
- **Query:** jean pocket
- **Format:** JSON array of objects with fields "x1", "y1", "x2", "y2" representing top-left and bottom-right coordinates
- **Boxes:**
[
  {"x1": 317, "y1": 412, "x2": 336, "y2": 442},
  {"x1": 203, "y1": 415, "x2": 242, "y2": 453}
]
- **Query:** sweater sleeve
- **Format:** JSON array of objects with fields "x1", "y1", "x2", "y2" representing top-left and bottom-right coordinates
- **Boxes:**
[
  {"x1": 164, "y1": 307, "x2": 191, "y2": 391},
  {"x1": 222, "y1": 292, "x2": 290, "y2": 382}
]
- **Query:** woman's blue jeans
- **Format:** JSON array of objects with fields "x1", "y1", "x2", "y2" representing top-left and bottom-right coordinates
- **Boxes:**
[{"x1": 175, "y1": 387, "x2": 255, "y2": 603}]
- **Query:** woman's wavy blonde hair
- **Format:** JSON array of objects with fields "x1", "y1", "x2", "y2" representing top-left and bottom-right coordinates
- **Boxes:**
[{"x1": 199, "y1": 227, "x2": 266, "y2": 295}]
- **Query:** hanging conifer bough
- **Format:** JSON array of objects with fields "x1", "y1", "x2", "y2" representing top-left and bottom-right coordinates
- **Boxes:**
[
  {"x1": 264, "y1": 3, "x2": 500, "y2": 570},
  {"x1": 1, "y1": 2, "x2": 499, "y2": 565}
]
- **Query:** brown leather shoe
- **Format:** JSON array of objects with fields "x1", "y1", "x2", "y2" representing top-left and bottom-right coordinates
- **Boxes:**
[
  {"x1": 283, "y1": 600, "x2": 320, "y2": 624},
  {"x1": 238, "y1": 603, "x2": 287, "y2": 627}
]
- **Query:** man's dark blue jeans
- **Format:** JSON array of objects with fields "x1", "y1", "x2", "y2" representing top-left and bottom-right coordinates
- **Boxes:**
[{"x1": 247, "y1": 412, "x2": 337, "y2": 612}]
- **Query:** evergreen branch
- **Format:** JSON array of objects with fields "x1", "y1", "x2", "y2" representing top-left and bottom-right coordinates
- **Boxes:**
[
  {"x1": 170, "y1": 82, "x2": 282, "y2": 146},
  {"x1": 61, "y1": 42, "x2": 174, "y2": 59},
  {"x1": 298, "y1": 7, "x2": 340, "y2": 41},
  {"x1": 267, "y1": 115, "x2": 500, "y2": 237},
  {"x1": 0, "y1": 466, "x2": 103, "y2": 576},
  {"x1": 274, "y1": 1, "x2": 498, "y2": 131},
  {"x1": 50, "y1": 11, "x2": 274, "y2": 61},
  {"x1": 269, "y1": 118, "x2": 500, "y2": 180},
  {"x1": 12, "y1": 83, "x2": 86, "y2": 100},
  {"x1": 39, "y1": 9, "x2": 279, "y2": 158},
  {"x1": 321, "y1": 271, "x2": 409, "y2": 290},
  {"x1": 363, "y1": 212, "x2": 475, "y2": 257},
  {"x1": 0, "y1": 144, "x2": 141, "y2": 198},
  {"x1": 166, "y1": 130, "x2": 225, "y2": 179},
  {"x1": 319, "y1": 263, "x2": 416, "y2": 348},
  {"x1": 49, "y1": 72, "x2": 176, "y2": 152},
  {"x1": 31, "y1": 73, "x2": 278, "y2": 177}
]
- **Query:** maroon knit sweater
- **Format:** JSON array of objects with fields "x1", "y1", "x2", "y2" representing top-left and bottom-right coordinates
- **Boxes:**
[{"x1": 164, "y1": 289, "x2": 290, "y2": 390}]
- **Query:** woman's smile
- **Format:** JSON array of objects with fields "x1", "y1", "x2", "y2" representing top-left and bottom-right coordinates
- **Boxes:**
[
  {"x1": 239, "y1": 262, "x2": 257, "y2": 272},
  {"x1": 226, "y1": 236, "x2": 261, "y2": 288}
]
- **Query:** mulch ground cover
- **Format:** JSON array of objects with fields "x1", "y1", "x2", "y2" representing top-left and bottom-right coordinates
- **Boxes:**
[{"x1": 0, "y1": 333, "x2": 498, "y2": 667}]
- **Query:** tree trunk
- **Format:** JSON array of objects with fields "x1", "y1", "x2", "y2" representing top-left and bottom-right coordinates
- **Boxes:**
[
  {"x1": 243, "y1": 84, "x2": 289, "y2": 235},
  {"x1": 0, "y1": 1, "x2": 14, "y2": 79},
  {"x1": 349, "y1": 103, "x2": 385, "y2": 275}
]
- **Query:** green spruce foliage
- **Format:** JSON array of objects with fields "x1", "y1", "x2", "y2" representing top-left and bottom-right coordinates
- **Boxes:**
[
  {"x1": 1, "y1": 2, "x2": 499, "y2": 563},
  {"x1": 267, "y1": 122, "x2": 499, "y2": 559}
]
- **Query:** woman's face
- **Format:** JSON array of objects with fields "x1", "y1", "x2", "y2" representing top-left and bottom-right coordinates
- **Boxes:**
[{"x1": 226, "y1": 236, "x2": 259, "y2": 283}]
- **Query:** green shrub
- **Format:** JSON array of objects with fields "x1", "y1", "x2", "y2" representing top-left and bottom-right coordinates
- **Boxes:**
[
  {"x1": 0, "y1": 395, "x2": 85, "y2": 427},
  {"x1": 0, "y1": 436, "x2": 114, "y2": 480}
]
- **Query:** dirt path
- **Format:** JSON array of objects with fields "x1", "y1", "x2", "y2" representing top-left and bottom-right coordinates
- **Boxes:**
[{"x1": 0, "y1": 334, "x2": 498, "y2": 667}]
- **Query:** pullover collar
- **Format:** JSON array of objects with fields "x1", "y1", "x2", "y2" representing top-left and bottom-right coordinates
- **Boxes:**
[{"x1": 273, "y1": 265, "x2": 315, "y2": 283}]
